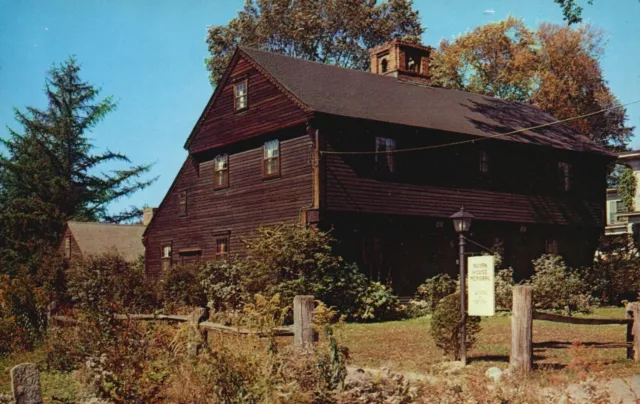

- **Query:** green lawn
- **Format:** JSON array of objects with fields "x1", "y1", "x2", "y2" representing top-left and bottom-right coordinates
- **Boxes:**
[{"x1": 340, "y1": 307, "x2": 640, "y2": 383}]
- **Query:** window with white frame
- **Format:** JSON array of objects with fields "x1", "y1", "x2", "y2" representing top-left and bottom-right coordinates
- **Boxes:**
[
  {"x1": 214, "y1": 154, "x2": 229, "y2": 189},
  {"x1": 263, "y1": 140, "x2": 280, "y2": 177},
  {"x1": 375, "y1": 136, "x2": 396, "y2": 173},
  {"x1": 161, "y1": 243, "x2": 172, "y2": 271},
  {"x1": 233, "y1": 80, "x2": 248, "y2": 111}
]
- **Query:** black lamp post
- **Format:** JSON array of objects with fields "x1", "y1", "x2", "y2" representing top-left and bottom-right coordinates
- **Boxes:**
[{"x1": 450, "y1": 206, "x2": 474, "y2": 365}]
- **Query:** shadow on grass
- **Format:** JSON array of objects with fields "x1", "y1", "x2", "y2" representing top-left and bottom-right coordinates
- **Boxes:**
[
  {"x1": 534, "y1": 341, "x2": 630, "y2": 349},
  {"x1": 469, "y1": 354, "x2": 547, "y2": 364}
]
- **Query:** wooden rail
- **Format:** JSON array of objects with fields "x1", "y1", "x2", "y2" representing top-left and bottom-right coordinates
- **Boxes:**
[
  {"x1": 532, "y1": 311, "x2": 632, "y2": 325},
  {"x1": 510, "y1": 286, "x2": 640, "y2": 373}
]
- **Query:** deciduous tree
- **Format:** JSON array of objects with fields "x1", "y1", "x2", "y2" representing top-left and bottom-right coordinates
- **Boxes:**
[
  {"x1": 430, "y1": 17, "x2": 633, "y2": 151},
  {"x1": 205, "y1": 0, "x2": 424, "y2": 85}
]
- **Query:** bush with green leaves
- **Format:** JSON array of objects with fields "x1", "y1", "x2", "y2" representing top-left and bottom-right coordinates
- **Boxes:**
[
  {"x1": 198, "y1": 256, "x2": 249, "y2": 313},
  {"x1": 409, "y1": 274, "x2": 457, "y2": 317},
  {"x1": 352, "y1": 281, "x2": 405, "y2": 322},
  {"x1": 527, "y1": 254, "x2": 594, "y2": 315},
  {"x1": 240, "y1": 224, "x2": 403, "y2": 321},
  {"x1": 160, "y1": 263, "x2": 206, "y2": 312},
  {"x1": 584, "y1": 235, "x2": 640, "y2": 305},
  {"x1": 430, "y1": 292, "x2": 481, "y2": 360},
  {"x1": 0, "y1": 273, "x2": 47, "y2": 353}
]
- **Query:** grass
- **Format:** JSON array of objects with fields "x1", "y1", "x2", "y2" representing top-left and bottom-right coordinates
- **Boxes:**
[
  {"x1": 340, "y1": 307, "x2": 640, "y2": 384},
  {"x1": 0, "y1": 347, "x2": 82, "y2": 403}
]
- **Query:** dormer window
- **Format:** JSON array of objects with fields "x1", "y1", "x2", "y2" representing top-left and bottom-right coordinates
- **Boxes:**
[
  {"x1": 381, "y1": 58, "x2": 388, "y2": 73},
  {"x1": 375, "y1": 136, "x2": 396, "y2": 173},
  {"x1": 214, "y1": 154, "x2": 229, "y2": 189},
  {"x1": 407, "y1": 56, "x2": 419, "y2": 72},
  {"x1": 558, "y1": 162, "x2": 571, "y2": 192},
  {"x1": 233, "y1": 80, "x2": 248, "y2": 111}
]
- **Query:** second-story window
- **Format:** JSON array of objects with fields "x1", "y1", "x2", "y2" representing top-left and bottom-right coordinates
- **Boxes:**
[
  {"x1": 375, "y1": 136, "x2": 396, "y2": 173},
  {"x1": 264, "y1": 140, "x2": 280, "y2": 178},
  {"x1": 234, "y1": 80, "x2": 248, "y2": 111},
  {"x1": 558, "y1": 162, "x2": 571, "y2": 192},
  {"x1": 479, "y1": 150, "x2": 489, "y2": 173},
  {"x1": 179, "y1": 190, "x2": 188, "y2": 216},
  {"x1": 214, "y1": 154, "x2": 229, "y2": 189}
]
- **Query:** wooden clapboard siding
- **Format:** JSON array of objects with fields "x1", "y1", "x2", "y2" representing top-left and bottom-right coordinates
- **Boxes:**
[
  {"x1": 145, "y1": 133, "x2": 313, "y2": 278},
  {"x1": 187, "y1": 56, "x2": 309, "y2": 154}
]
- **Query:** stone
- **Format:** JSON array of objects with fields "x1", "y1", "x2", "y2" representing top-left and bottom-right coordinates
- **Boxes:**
[
  {"x1": 623, "y1": 375, "x2": 640, "y2": 398},
  {"x1": 606, "y1": 378, "x2": 637, "y2": 403},
  {"x1": 11, "y1": 363, "x2": 43, "y2": 404},
  {"x1": 485, "y1": 367, "x2": 503, "y2": 383}
]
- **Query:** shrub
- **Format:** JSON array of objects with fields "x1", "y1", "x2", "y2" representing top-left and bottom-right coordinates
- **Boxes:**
[
  {"x1": 160, "y1": 263, "x2": 206, "y2": 312},
  {"x1": 430, "y1": 292, "x2": 481, "y2": 360},
  {"x1": 351, "y1": 282, "x2": 405, "y2": 322},
  {"x1": 0, "y1": 273, "x2": 47, "y2": 353},
  {"x1": 586, "y1": 235, "x2": 640, "y2": 305},
  {"x1": 527, "y1": 254, "x2": 594, "y2": 315},
  {"x1": 495, "y1": 268, "x2": 514, "y2": 311},
  {"x1": 199, "y1": 256, "x2": 249, "y2": 313},
  {"x1": 411, "y1": 274, "x2": 457, "y2": 316},
  {"x1": 241, "y1": 224, "x2": 402, "y2": 321}
]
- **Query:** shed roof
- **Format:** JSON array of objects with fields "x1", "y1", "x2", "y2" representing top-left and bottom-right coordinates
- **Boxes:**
[
  {"x1": 67, "y1": 221, "x2": 145, "y2": 262},
  {"x1": 240, "y1": 47, "x2": 613, "y2": 156}
]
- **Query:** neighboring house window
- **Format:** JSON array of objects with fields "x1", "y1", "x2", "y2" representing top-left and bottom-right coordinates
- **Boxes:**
[
  {"x1": 479, "y1": 150, "x2": 489, "y2": 173},
  {"x1": 216, "y1": 236, "x2": 229, "y2": 258},
  {"x1": 375, "y1": 137, "x2": 396, "y2": 173},
  {"x1": 64, "y1": 236, "x2": 71, "y2": 258},
  {"x1": 234, "y1": 80, "x2": 248, "y2": 111},
  {"x1": 558, "y1": 162, "x2": 571, "y2": 191},
  {"x1": 179, "y1": 190, "x2": 187, "y2": 216},
  {"x1": 214, "y1": 154, "x2": 229, "y2": 189},
  {"x1": 161, "y1": 243, "x2": 172, "y2": 271},
  {"x1": 263, "y1": 139, "x2": 280, "y2": 178}
]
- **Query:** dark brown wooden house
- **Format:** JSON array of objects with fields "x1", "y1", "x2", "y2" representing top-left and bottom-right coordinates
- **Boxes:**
[{"x1": 143, "y1": 40, "x2": 615, "y2": 295}]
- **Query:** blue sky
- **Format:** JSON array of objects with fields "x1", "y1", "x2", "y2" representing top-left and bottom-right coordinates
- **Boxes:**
[{"x1": 1, "y1": 0, "x2": 639, "y2": 216}]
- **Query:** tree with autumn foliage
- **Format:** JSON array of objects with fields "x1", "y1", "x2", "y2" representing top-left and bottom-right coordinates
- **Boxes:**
[
  {"x1": 205, "y1": 0, "x2": 424, "y2": 85},
  {"x1": 430, "y1": 17, "x2": 633, "y2": 152}
]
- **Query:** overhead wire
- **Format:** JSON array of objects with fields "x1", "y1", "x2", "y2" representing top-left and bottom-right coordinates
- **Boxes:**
[{"x1": 319, "y1": 99, "x2": 640, "y2": 156}]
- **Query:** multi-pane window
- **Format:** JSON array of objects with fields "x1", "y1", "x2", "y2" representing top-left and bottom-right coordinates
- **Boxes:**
[
  {"x1": 545, "y1": 239, "x2": 559, "y2": 255},
  {"x1": 178, "y1": 190, "x2": 187, "y2": 216},
  {"x1": 479, "y1": 150, "x2": 489, "y2": 173},
  {"x1": 263, "y1": 140, "x2": 280, "y2": 178},
  {"x1": 216, "y1": 237, "x2": 229, "y2": 258},
  {"x1": 64, "y1": 236, "x2": 71, "y2": 258},
  {"x1": 214, "y1": 154, "x2": 229, "y2": 189},
  {"x1": 375, "y1": 137, "x2": 396, "y2": 173},
  {"x1": 161, "y1": 243, "x2": 172, "y2": 271},
  {"x1": 558, "y1": 162, "x2": 571, "y2": 192},
  {"x1": 234, "y1": 80, "x2": 248, "y2": 111}
]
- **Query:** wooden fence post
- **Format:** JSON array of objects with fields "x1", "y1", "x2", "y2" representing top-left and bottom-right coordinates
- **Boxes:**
[
  {"x1": 627, "y1": 302, "x2": 640, "y2": 362},
  {"x1": 510, "y1": 285, "x2": 533, "y2": 373},
  {"x1": 187, "y1": 307, "x2": 208, "y2": 357},
  {"x1": 294, "y1": 295, "x2": 316, "y2": 347},
  {"x1": 11, "y1": 363, "x2": 43, "y2": 404}
]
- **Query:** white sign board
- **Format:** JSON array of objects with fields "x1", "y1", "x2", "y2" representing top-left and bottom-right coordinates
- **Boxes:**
[{"x1": 467, "y1": 256, "x2": 495, "y2": 316}]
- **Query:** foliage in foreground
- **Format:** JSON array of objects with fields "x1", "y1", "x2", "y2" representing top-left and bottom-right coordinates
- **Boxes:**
[
  {"x1": 430, "y1": 292, "x2": 481, "y2": 360},
  {"x1": 527, "y1": 254, "x2": 595, "y2": 315}
]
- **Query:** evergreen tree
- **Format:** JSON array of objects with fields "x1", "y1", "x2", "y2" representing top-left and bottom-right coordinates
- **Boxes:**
[{"x1": 0, "y1": 57, "x2": 155, "y2": 274}]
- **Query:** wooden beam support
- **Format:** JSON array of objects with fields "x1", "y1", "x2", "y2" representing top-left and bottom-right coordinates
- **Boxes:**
[{"x1": 511, "y1": 285, "x2": 533, "y2": 373}]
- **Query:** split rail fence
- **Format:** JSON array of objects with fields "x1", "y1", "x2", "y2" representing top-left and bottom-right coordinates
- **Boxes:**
[{"x1": 510, "y1": 285, "x2": 639, "y2": 373}]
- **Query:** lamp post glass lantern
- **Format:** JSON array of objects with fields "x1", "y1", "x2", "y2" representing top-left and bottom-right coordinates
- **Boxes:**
[{"x1": 450, "y1": 207, "x2": 474, "y2": 365}]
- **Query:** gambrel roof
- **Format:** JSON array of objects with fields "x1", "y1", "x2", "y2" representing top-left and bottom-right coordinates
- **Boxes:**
[{"x1": 236, "y1": 47, "x2": 612, "y2": 156}]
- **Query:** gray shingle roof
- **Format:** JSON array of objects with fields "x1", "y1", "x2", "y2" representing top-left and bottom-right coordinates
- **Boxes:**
[
  {"x1": 241, "y1": 47, "x2": 613, "y2": 156},
  {"x1": 67, "y1": 221, "x2": 145, "y2": 262}
]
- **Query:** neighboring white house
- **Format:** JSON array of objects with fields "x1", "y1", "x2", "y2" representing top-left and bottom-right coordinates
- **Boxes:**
[{"x1": 606, "y1": 151, "x2": 640, "y2": 237}]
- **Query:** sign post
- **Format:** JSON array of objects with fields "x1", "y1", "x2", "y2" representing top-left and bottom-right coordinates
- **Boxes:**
[{"x1": 467, "y1": 256, "x2": 496, "y2": 317}]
